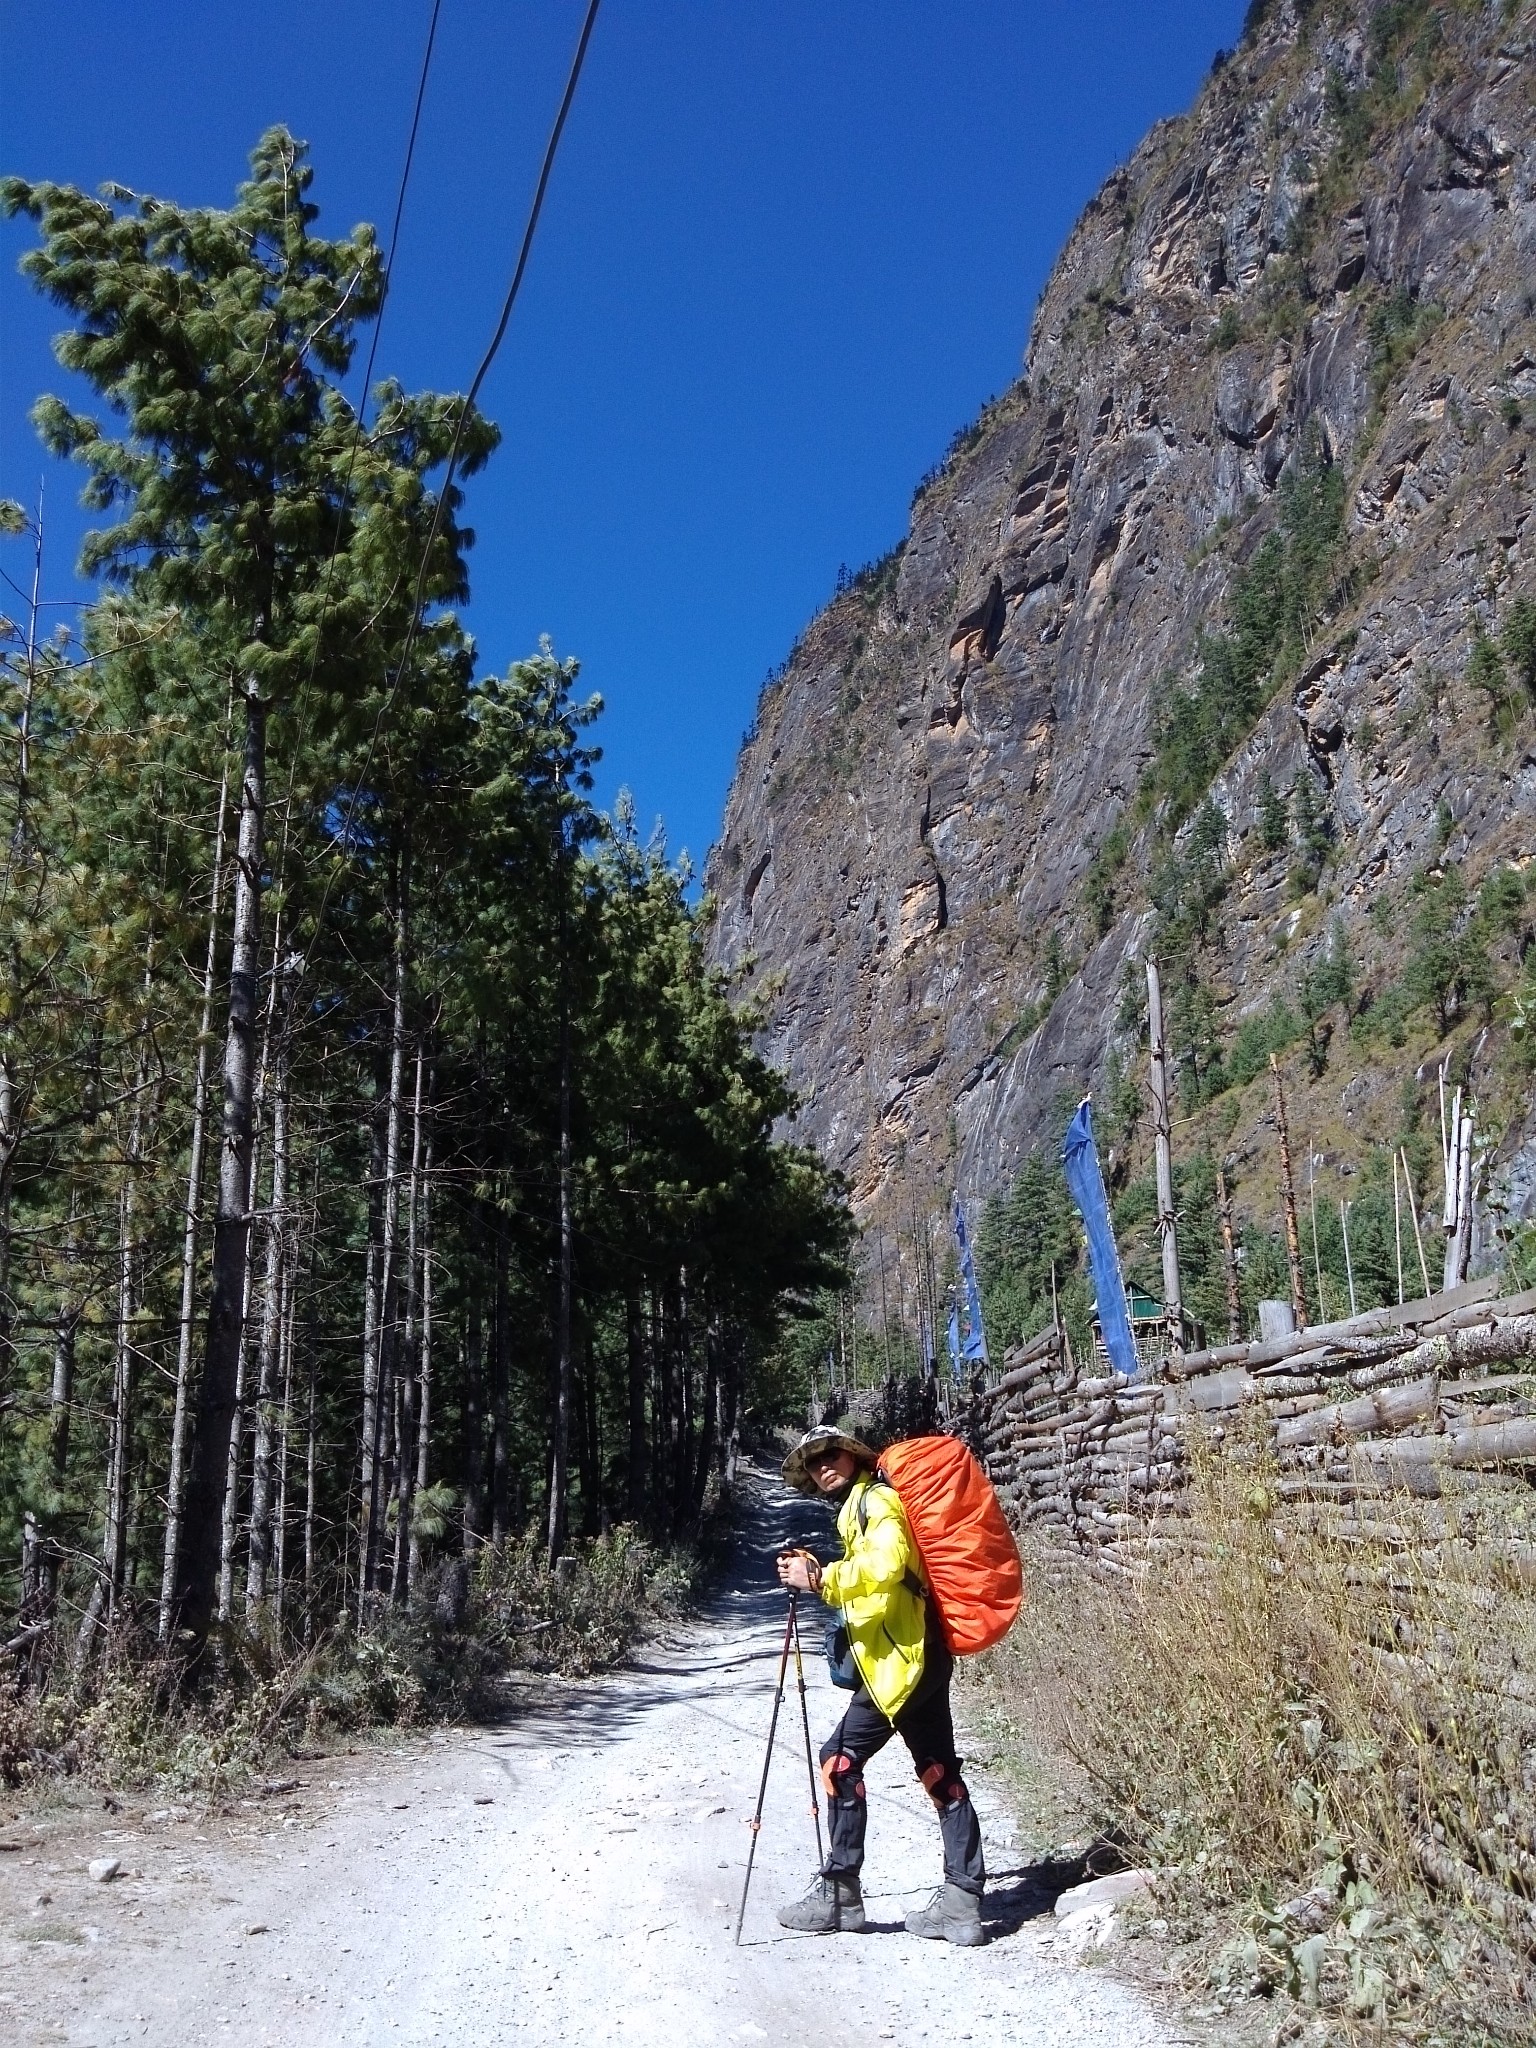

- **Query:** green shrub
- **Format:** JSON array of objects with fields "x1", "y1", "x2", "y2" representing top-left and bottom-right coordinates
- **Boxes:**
[
  {"x1": 1499, "y1": 594, "x2": 1536, "y2": 701},
  {"x1": 1150, "y1": 801, "x2": 1230, "y2": 964},
  {"x1": 977, "y1": 1150, "x2": 1088, "y2": 1354},
  {"x1": 1468, "y1": 630, "x2": 1514, "y2": 734},
  {"x1": 1299, "y1": 919, "x2": 1354, "y2": 1074},
  {"x1": 1227, "y1": 998, "x2": 1302, "y2": 1088},
  {"x1": 1143, "y1": 451, "x2": 1347, "y2": 826},
  {"x1": 473, "y1": 1525, "x2": 696, "y2": 1678},
  {"x1": 1289, "y1": 771, "x2": 1334, "y2": 895},
  {"x1": 1257, "y1": 770, "x2": 1288, "y2": 852},
  {"x1": 1210, "y1": 305, "x2": 1243, "y2": 354},
  {"x1": 1085, "y1": 819, "x2": 1132, "y2": 935},
  {"x1": 1367, "y1": 289, "x2": 1444, "y2": 402}
]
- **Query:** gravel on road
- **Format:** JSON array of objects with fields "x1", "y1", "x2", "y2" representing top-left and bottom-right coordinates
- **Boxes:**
[{"x1": 0, "y1": 1468, "x2": 1195, "y2": 2046}]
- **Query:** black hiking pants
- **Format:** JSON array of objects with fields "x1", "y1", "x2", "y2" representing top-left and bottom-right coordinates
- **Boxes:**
[{"x1": 819, "y1": 1632, "x2": 985, "y2": 1897}]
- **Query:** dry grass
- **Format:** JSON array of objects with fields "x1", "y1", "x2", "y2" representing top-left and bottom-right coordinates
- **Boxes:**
[
  {"x1": 0, "y1": 1526, "x2": 698, "y2": 1800},
  {"x1": 976, "y1": 1422, "x2": 1536, "y2": 2042}
]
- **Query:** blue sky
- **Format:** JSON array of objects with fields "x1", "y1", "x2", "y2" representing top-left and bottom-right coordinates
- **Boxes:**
[{"x1": 1, "y1": 1, "x2": 1246, "y2": 869}]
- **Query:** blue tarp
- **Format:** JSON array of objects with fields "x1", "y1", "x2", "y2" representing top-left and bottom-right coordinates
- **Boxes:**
[{"x1": 1061, "y1": 1098, "x2": 1139, "y2": 1379}]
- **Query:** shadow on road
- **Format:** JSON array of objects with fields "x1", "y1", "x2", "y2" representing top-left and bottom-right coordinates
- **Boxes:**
[{"x1": 470, "y1": 1461, "x2": 834, "y2": 1756}]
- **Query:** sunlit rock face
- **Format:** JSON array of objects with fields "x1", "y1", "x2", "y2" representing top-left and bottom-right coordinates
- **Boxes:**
[{"x1": 707, "y1": 1, "x2": 1536, "y2": 1244}]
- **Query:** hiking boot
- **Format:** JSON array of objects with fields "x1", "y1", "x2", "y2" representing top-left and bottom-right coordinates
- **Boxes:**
[
  {"x1": 776, "y1": 1874, "x2": 867, "y2": 1934},
  {"x1": 905, "y1": 1882, "x2": 985, "y2": 1946}
]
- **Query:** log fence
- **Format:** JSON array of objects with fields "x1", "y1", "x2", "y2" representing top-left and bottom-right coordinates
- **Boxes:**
[{"x1": 960, "y1": 1276, "x2": 1536, "y2": 1572}]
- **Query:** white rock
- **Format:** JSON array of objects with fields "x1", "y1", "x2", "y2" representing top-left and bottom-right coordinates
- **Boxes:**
[
  {"x1": 87, "y1": 1858, "x2": 121, "y2": 1884},
  {"x1": 1052, "y1": 1867, "x2": 1153, "y2": 1919}
]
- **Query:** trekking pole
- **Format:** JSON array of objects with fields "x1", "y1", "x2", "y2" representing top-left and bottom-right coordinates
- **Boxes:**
[
  {"x1": 734, "y1": 1590, "x2": 797, "y2": 1945},
  {"x1": 788, "y1": 1595, "x2": 825, "y2": 1870}
]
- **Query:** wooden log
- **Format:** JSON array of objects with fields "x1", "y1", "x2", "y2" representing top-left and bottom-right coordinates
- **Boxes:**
[
  {"x1": 1360, "y1": 1415, "x2": 1536, "y2": 1468},
  {"x1": 1163, "y1": 1367, "x2": 1258, "y2": 1416},
  {"x1": 1163, "y1": 1278, "x2": 1528, "y2": 1382},
  {"x1": 1275, "y1": 1375, "x2": 1440, "y2": 1450}
]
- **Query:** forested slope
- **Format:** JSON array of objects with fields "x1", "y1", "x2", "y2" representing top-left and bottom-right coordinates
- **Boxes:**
[{"x1": 706, "y1": 0, "x2": 1536, "y2": 1344}]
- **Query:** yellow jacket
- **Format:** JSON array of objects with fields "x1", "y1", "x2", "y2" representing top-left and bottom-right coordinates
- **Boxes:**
[{"x1": 820, "y1": 1476, "x2": 927, "y2": 1719}]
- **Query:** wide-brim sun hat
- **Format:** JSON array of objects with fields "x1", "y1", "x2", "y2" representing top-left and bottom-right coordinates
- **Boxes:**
[{"x1": 781, "y1": 1425, "x2": 879, "y2": 1496}]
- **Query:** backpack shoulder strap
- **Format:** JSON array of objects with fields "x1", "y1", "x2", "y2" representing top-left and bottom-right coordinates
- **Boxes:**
[
  {"x1": 854, "y1": 1472, "x2": 889, "y2": 1535},
  {"x1": 855, "y1": 1475, "x2": 925, "y2": 1598}
]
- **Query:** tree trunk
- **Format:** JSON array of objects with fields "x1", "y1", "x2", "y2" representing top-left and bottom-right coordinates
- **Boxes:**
[
  {"x1": 173, "y1": 679, "x2": 266, "y2": 1665},
  {"x1": 272, "y1": 1237, "x2": 297, "y2": 1628},
  {"x1": 0, "y1": 1045, "x2": 16, "y2": 1419},
  {"x1": 219, "y1": 911, "x2": 284, "y2": 1628},
  {"x1": 673, "y1": 1269, "x2": 692, "y2": 1529},
  {"x1": 102, "y1": 1163, "x2": 137, "y2": 1618},
  {"x1": 690, "y1": 1310, "x2": 720, "y2": 1519},
  {"x1": 462, "y1": 1287, "x2": 486, "y2": 1552},
  {"x1": 625, "y1": 1287, "x2": 647, "y2": 1522},
  {"x1": 159, "y1": 758, "x2": 230, "y2": 1640},
  {"x1": 407, "y1": 1053, "x2": 435, "y2": 1594},
  {"x1": 301, "y1": 1324, "x2": 318, "y2": 1646},
  {"x1": 651, "y1": 1284, "x2": 670, "y2": 1527},
  {"x1": 246, "y1": 956, "x2": 295, "y2": 1619},
  {"x1": 490, "y1": 1216, "x2": 510, "y2": 1545},
  {"x1": 356, "y1": 1102, "x2": 384, "y2": 1611},
  {"x1": 392, "y1": 1039, "x2": 426, "y2": 1603},
  {"x1": 362, "y1": 854, "x2": 410, "y2": 1606},
  {"x1": 218, "y1": 1143, "x2": 262, "y2": 1626},
  {"x1": 1146, "y1": 961, "x2": 1183, "y2": 1351},
  {"x1": 546, "y1": 988, "x2": 575, "y2": 1565}
]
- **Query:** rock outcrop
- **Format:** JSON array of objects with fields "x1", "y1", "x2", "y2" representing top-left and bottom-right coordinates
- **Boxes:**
[{"x1": 706, "y1": 0, "x2": 1535, "y2": 1246}]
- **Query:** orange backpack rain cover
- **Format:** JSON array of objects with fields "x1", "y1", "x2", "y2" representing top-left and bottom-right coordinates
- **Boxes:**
[{"x1": 880, "y1": 1436, "x2": 1024, "y2": 1655}]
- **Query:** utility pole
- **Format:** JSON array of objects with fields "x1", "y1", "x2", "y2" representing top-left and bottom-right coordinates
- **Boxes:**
[
  {"x1": 1441, "y1": 1089, "x2": 1474, "y2": 1290},
  {"x1": 1145, "y1": 961, "x2": 1183, "y2": 1356},
  {"x1": 1270, "y1": 1055, "x2": 1307, "y2": 1328}
]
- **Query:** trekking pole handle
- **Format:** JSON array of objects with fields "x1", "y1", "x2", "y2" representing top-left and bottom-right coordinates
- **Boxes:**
[{"x1": 778, "y1": 1548, "x2": 822, "y2": 1595}]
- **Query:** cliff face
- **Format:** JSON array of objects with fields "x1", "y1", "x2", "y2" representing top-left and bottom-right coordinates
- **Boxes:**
[{"x1": 706, "y1": 0, "x2": 1536, "y2": 1244}]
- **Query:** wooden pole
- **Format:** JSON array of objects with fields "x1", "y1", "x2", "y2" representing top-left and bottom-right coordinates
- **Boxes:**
[
  {"x1": 1340, "y1": 1199, "x2": 1358, "y2": 1315},
  {"x1": 1145, "y1": 961, "x2": 1184, "y2": 1352},
  {"x1": 1393, "y1": 1150, "x2": 1405, "y2": 1306},
  {"x1": 1270, "y1": 1055, "x2": 1307, "y2": 1328},
  {"x1": 1215, "y1": 1160, "x2": 1242, "y2": 1342},
  {"x1": 1309, "y1": 1141, "x2": 1326, "y2": 1322},
  {"x1": 1400, "y1": 1148, "x2": 1432, "y2": 1297},
  {"x1": 1449, "y1": 1097, "x2": 1482, "y2": 1286}
]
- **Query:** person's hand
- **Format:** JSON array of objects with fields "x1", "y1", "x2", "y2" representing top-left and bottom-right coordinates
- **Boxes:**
[{"x1": 776, "y1": 1548, "x2": 822, "y2": 1594}]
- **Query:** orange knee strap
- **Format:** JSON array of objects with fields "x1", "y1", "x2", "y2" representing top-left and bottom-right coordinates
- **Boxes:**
[
  {"x1": 919, "y1": 1761, "x2": 966, "y2": 1807},
  {"x1": 821, "y1": 1752, "x2": 864, "y2": 1801}
]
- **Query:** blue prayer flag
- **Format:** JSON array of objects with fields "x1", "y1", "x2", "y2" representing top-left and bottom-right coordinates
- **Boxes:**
[
  {"x1": 952, "y1": 1197, "x2": 989, "y2": 1366},
  {"x1": 1061, "y1": 1098, "x2": 1138, "y2": 1379}
]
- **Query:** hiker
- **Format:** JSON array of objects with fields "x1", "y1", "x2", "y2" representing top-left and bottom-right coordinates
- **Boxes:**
[{"x1": 774, "y1": 1425, "x2": 986, "y2": 1944}]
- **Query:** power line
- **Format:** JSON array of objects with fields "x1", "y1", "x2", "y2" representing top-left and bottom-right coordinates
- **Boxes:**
[
  {"x1": 321, "y1": 0, "x2": 603, "y2": 879},
  {"x1": 278, "y1": 0, "x2": 446, "y2": 806}
]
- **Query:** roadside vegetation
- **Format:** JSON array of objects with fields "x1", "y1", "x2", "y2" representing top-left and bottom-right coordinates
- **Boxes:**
[
  {"x1": 0, "y1": 1525, "x2": 703, "y2": 1801},
  {"x1": 973, "y1": 1427, "x2": 1536, "y2": 2041}
]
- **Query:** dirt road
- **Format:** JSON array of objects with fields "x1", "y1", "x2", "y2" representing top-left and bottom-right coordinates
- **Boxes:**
[{"x1": 0, "y1": 1469, "x2": 1191, "y2": 2046}]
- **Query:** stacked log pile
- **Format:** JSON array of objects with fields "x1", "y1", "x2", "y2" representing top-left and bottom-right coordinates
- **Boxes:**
[{"x1": 964, "y1": 1277, "x2": 1536, "y2": 1572}]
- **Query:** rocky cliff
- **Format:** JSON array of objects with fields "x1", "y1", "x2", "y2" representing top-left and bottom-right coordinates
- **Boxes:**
[{"x1": 706, "y1": 0, "x2": 1536, "y2": 1270}]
